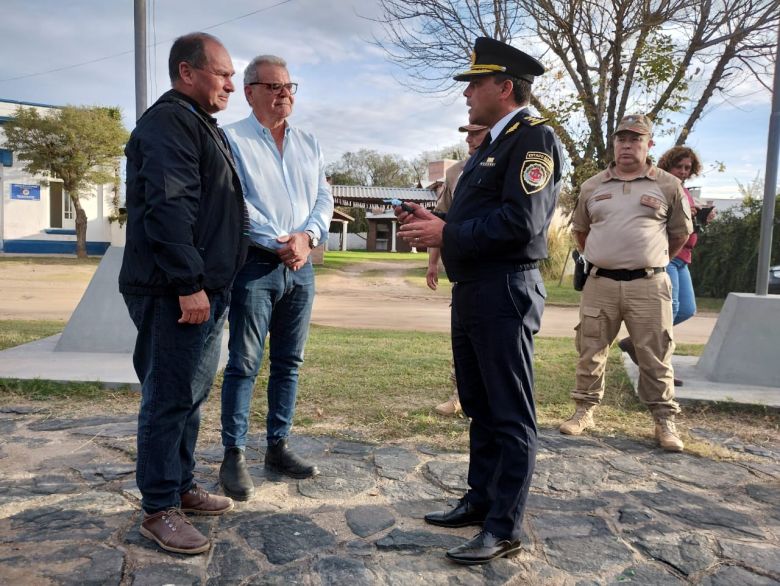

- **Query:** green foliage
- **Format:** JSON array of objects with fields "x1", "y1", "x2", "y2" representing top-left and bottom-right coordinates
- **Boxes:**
[
  {"x1": 4, "y1": 105, "x2": 128, "y2": 194},
  {"x1": 691, "y1": 194, "x2": 780, "y2": 297},
  {"x1": 326, "y1": 149, "x2": 415, "y2": 187},
  {"x1": 635, "y1": 33, "x2": 688, "y2": 113},
  {"x1": 331, "y1": 206, "x2": 368, "y2": 234}
]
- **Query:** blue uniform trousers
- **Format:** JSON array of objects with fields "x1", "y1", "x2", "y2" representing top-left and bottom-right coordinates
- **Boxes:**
[{"x1": 451, "y1": 268, "x2": 546, "y2": 541}]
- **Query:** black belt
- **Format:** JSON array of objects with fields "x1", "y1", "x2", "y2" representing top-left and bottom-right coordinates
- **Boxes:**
[
  {"x1": 592, "y1": 266, "x2": 665, "y2": 281},
  {"x1": 248, "y1": 245, "x2": 281, "y2": 263}
]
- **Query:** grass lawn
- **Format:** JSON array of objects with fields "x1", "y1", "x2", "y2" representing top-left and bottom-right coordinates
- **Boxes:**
[
  {"x1": 0, "y1": 320, "x2": 775, "y2": 460},
  {"x1": 318, "y1": 250, "x2": 423, "y2": 272}
]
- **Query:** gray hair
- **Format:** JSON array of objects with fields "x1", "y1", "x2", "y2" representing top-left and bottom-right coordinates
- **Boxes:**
[{"x1": 244, "y1": 55, "x2": 287, "y2": 86}]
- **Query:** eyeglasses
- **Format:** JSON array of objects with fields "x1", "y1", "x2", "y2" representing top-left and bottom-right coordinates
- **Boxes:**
[{"x1": 248, "y1": 82, "x2": 298, "y2": 95}]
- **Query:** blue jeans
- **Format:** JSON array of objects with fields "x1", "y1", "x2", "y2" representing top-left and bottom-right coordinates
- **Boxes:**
[
  {"x1": 123, "y1": 291, "x2": 229, "y2": 514},
  {"x1": 221, "y1": 248, "x2": 314, "y2": 448},
  {"x1": 667, "y1": 257, "x2": 696, "y2": 325}
]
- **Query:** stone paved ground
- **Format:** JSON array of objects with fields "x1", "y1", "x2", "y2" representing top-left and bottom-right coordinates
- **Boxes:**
[{"x1": 0, "y1": 405, "x2": 778, "y2": 585}]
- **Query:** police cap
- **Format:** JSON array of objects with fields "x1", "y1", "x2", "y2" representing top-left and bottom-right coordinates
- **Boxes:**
[{"x1": 453, "y1": 37, "x2": 545, "y2": 83}]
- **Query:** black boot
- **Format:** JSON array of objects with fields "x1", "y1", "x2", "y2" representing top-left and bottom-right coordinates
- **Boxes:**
[
  {"x1": 219, "y1": 447, "x2": 255, "y2": 501},
  {"x1": 265, "y1": 439, "x2": 319, "y2": 479}
]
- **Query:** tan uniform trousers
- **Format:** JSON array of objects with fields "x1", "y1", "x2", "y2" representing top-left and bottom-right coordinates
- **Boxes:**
[{"x1": 572, "y1": 271, "x2": 680, "y2": 416}]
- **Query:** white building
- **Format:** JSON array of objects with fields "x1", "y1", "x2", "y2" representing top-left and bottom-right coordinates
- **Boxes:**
[{"x1": 0, "y1": 98, "x2": 117, "y2": 255}]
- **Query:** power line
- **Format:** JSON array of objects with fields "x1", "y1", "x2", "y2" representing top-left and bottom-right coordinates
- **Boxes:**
[{"x1": 0, "y1": 0, "x2": 295, "y2": 83}]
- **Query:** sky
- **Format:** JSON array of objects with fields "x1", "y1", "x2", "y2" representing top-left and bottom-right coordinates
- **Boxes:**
[{"x1": 0, "y1": 0, "x2": 775, "y2": 199}]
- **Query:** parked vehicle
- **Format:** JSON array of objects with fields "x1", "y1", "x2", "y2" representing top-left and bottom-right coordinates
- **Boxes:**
[{"x1": 769, "y1": 265, "x2": 780, "y2": 294}]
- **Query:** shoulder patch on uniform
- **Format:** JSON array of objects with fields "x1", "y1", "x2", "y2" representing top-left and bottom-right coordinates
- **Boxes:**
[
  {"x1": 504, "y1": 121, "x2": 520, "y2": 135},
  {"x1": 521, "y1": 151, "x2": 554, "y2": 195},
  {"x1": 522, "y1": 115, "x2": 549, "y2": 127}
]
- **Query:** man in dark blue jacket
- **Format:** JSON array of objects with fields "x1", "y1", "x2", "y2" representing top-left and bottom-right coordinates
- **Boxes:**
[
  {"x1": 119, "y1": 31, "x2": 248, "y2": 555},
  {"x1": 396, "y1": 37, "x2": 562, "y2": 565}
]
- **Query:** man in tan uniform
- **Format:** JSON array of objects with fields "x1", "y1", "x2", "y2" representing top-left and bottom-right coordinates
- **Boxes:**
[
  {"x1": 560, "y1": 114, "x2": 692, "y2": 452},
  {"x1": 427, "y1": 123, "x2": 489, "y2": 416}
]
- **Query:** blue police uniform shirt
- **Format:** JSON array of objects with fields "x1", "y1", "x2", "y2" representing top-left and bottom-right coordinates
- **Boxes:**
[{"x1": 441, "y1": 108, "x2": 563, "y2": 282}]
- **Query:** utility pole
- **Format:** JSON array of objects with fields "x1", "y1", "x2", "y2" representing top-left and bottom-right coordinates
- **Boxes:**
[
  {"x1": 755, "y1": 21, "x2": 780, "y2": 295},
  {"x1": 134, "y1": 0, "x2": 147, "y2": 122}
]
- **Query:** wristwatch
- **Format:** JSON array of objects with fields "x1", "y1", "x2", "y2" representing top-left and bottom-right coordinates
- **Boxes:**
[{"x1": 305, "y1": 230, "x2": 319, "y2": 249}]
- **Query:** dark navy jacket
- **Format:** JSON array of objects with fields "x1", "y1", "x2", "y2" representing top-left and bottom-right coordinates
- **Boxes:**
[
  {"x1": 441, "y1": 109, "x2": 562, "y2": 282},
  {"x1": 119, "y1": 90, "x2": 248, "y2": 297}
]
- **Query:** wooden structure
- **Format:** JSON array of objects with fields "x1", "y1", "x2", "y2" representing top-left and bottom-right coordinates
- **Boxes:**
[
  {"x1": 328, "y1": 208, "x2": 354, "y2": 252},
  {"x1": 330, "y1": 185, "x2": 438, "y2": 252}
]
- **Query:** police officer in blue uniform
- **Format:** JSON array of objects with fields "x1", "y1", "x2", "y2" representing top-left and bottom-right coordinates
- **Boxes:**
[{"x1": 395, "y1": 37, "x2": 562, "y2": 565}]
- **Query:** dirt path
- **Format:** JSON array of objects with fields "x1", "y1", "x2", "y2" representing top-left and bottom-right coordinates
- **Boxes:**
[
  {"x1": 0, "y1": 258, "x2": 717, "y2": 343},
  {"x1": 0, "y1": 262, "x2": 94, "y2": 322},
  {"x1": 311, "y1": 261, "x2": 717, "y2": 344}
]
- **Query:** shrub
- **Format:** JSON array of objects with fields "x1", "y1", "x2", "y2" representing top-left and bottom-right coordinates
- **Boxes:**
[
  {"x1": 691, "y1": 195, "x2": 780, "y2": 297},
  {"x1": 540, "y1": 221, "x2": 572, "y2": 281}
]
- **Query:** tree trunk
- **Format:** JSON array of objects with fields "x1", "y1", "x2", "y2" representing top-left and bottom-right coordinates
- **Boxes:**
[{"x1": 71, "y1": 195, "x2": 88, "y2": 259}]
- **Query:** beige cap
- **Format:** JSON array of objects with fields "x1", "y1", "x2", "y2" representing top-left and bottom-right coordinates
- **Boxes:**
[
  {"x1": 614, "y1": 114, "x2": 653, "y2": 136},
  {"x1": 458, "y1": 123, "x2": 489, "y2": 132}
]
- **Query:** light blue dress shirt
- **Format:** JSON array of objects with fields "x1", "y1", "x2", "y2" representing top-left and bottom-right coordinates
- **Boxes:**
[{"x1": 224, "y1": 114, "x2": 334, "y2": 251}]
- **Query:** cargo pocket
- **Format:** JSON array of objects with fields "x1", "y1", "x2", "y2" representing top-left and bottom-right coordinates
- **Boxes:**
[{"x1": 580, "y1": 306, "x2": 602, "y2": 339}]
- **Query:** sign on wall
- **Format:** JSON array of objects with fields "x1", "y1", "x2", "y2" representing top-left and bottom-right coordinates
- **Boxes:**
[{"x1": 10, "y1": 184, "x2": 41, "y2": 201}]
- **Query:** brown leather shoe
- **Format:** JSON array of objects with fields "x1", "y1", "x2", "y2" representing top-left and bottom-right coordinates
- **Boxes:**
[
  {"x1": 140, "y1": 508, "x2": 210, "y2": 555},
  {"x1": 180, "y1": 484, "x2": 234, "y2": 516}
]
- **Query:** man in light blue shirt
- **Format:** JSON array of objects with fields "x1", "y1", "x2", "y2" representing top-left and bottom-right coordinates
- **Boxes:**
[{"x1": 219, "y1": 54, "x2": 333, "y2": 500}]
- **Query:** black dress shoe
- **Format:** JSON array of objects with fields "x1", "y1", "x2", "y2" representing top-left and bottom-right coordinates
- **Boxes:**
[
  {"x1": 445, "y1": 531, "x2": 523, "y2": 565},
  {"x1": 265, "y1": 439, "x2": 319, "y2": 479},
  {"x1": 424, "y1": 497, "x2": 487, "y2": 528},
  {"x1": 219, "y1": 447, "x2": 255, "y2": 501},
  {"x1": 674, "y1": 378, "x2": 683, "y2": 387}
]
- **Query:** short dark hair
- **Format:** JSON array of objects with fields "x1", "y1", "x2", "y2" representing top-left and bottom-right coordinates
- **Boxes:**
[
  {"x1": 168, "y1": 32, "x2": 221, "y2": 83},
  {"x1": 657, "y1": 146, "x2": 702, "y2": 178},
  {"x1": 493, "y1": 74, "x2": 532, "y2": 107}
]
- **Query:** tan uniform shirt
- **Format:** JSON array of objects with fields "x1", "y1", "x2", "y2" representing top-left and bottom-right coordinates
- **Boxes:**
[
  {"x1": 572, "y1": 163, "x2": 692, "y2": 270},
  {"x1": 434, "y1": 159, "x2": 466, "y2": 214}
]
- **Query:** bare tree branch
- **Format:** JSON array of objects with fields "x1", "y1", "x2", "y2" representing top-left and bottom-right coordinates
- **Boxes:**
[{"x1": 370, "y1": 0, "x2": 780, "y2": 189}]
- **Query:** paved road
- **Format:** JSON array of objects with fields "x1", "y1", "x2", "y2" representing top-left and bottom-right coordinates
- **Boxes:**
[{"x1": 1, "y1": 406, "x2": 778, "y2": 584}]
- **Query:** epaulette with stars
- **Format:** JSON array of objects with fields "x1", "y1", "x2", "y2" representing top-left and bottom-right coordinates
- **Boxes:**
[
  {"x1": 503, "y1": 115, "x2": 549, "y2": 137},
  {"x1": 522, "y1": 115, "x2": 548, "y2": 127}
]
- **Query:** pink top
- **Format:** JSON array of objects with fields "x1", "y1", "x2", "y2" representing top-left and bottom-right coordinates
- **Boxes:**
[{"x1": 675, "y1": 187, "x2": 697, "y2": 264}]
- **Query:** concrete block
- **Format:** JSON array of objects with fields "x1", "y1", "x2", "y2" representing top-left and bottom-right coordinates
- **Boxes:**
[
  {"x1": 55, "y1": 246, "x2": 136, "y2": 353},
  {"x1": 697, "y1": 293, "x2": 780, "y2": 388}
]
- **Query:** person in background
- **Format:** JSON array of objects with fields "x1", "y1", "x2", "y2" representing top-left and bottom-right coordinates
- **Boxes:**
[
  {"x1": 618, "y1": 146, "x2": 715, "y2": 387},
  {"x1": 428, "y1": 122, "x2": 489, "y2": 416}
]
